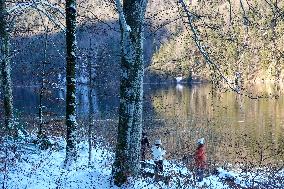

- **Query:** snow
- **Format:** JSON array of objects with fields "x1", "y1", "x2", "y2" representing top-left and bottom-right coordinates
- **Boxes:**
[
  {"x1": 1, "y1": 139, "x2": 114, "y2": 189},
  {"x1": 69, "y1": 4, "x2": 77, "y2": 13},
  {"x1": 71, "y1": 93, "x2": 76, "y2": 98},
  {"x1": 67, "y1": 114, "x2": 76, "y2": 122},
  {"x1": 1, "y1": 138, "x2": 283, "y2": 189},
  {"x1": 126, "y1": 24, "x2": 132, "y2": 32}
]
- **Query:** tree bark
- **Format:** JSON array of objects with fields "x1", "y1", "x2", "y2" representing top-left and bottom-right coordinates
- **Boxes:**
[
  {"x1": 88, "y1": 40, "x2": 93, "y2": 165},
  {"x1": 112, "y1": 0, "x2": 147, "y2": 186},
  {"x1": 227, "y1": 0, "x2": 232, "y2": 26},
  {"x1": 65, "y1": 0, "x2": 78, "y2": 166},
  {"x1": 0, "y1": 0, "x2": 15, "y2": 136},
  {"x1": 38, "y1": 32, "x2": 48, "y2": 138}
]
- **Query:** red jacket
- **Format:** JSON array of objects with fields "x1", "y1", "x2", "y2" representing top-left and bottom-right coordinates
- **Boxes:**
[{"x1": 195, "y1": 145, "x2": 206, "y2": 168}]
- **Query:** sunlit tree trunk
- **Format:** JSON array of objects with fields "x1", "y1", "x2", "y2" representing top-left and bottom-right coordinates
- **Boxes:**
[
  {"x1": 112, "y1": 0, "x2": 147, "y2": 186},
  {"x1": 65, "y1": 0, "x2": 78, "y2": 166},
  {"x1": 0, "y1": 0, "x2": 15, "y2": 136}
]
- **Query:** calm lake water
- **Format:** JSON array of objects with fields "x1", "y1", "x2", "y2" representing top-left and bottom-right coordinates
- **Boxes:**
[{"x1": 6, "y1": 83, "x2": 284, "y2": 168}]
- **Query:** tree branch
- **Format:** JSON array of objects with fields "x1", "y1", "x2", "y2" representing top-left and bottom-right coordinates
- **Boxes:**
[
  {"x1": 178, "y1": 0, "x2": 265, "y2": 99},
  {"x1": 8, "y1": 0, "x2": 63, "y2": 15},
  {"x1": 114, "y1": 0, "x2": 131, "y2": 32},
  {"x1": 145, "y1": 16, "x2": 183, "y2": 39},
  {"x1": 7, "y1": 0, "x2": 65, "y2": 31},
  {"x1": 141, "y1": 0, "x2": 148, "y2": 17}
]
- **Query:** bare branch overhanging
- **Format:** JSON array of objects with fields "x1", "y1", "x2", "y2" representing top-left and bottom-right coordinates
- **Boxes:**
[
  {"x1": 31, "y1": 3, "x2": 65, "y2": 30},
  {"x1": 144, "y1": 16, "x2": 183, "y2": 39},
  {"x1": 178, "y1": 0, "x2": 269, "y2": 99},
  {"x1": 7, "y1": 0, "x2": 64, "y2": 15},
  {"x1": 7, "y1": 0, "x2": 65, "y2": 31}
]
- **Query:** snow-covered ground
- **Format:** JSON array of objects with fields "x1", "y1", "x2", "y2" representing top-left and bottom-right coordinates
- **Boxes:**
[{"x1": 0, "y1": 138, "x2": 283, "y2": 189}]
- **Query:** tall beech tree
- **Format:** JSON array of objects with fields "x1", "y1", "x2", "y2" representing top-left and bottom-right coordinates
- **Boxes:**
[
  {"x1": 0, "y1": 0, "x2": 15, "y2": 136},
  {"x1": 65, "y1": 0, "x2": 78, "y2": 166},
  {"x1": 112, "y1": 0, "x2": 148, "y2": 186}
]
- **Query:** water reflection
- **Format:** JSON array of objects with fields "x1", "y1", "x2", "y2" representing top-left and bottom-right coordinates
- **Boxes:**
[
  {"x1": 146, "y1": 83, "x2": 284, "y2": 166},
  {"x1": 77, "y1": 85, "x2": 99, "y2": 116},
  {"x1": 5, "y1": 83, "x2": 284, "y2": 166}
]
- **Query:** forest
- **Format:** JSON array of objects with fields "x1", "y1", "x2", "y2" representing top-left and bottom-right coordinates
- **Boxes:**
[{"x1": 0, "y1": 0, "x2": 284, "y2": 188}]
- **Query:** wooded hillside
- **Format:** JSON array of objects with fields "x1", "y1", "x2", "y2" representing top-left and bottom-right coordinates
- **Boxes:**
[{"x1": 2, "y1": 0, "x2": 284, "y2": 85}]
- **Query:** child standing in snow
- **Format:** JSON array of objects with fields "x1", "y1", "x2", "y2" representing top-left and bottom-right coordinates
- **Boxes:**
[
  {"x1": 151, "y1": 139, "x2": 166, "y2": 173},
  {"x1": 194, "y1": 138, "x2": 207, "y2": 182}
]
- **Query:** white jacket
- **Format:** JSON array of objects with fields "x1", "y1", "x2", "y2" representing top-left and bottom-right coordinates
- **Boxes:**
[{"x1": 151, "y1": 146, "x2": 166, "y2": 161}]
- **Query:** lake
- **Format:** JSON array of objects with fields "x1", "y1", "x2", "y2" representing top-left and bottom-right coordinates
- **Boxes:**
[{"x1": 5, "y1": 82, "x2": 284, "y2": 168}]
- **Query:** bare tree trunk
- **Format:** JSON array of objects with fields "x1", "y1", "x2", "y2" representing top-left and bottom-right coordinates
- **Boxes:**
[
  {"x1": 112, "y1": 0, "x2": 147, "y2": 186},
  {"x1": 88, "y1": 39, "x2": 93, "y2": 165},
  {"x1": 227, "y1": 0, "x2": 232, "y2": 26},
  {"x1": 0, "y1": 0, "x2": 15, "y2": 136},
  {"x1": 128, "y1": 34, "x2": 144, "y2": 175},
  {"x1": 65, "y1": 0, "x2": 78, "y2": 166},
  {"x1": 38, "y1": 32, "x2": 48, "y2": 138}
]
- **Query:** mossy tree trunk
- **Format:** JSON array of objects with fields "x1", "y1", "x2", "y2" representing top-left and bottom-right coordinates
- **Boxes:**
[
  {"x1": 0, "y1": 0, "x2": 15, "y2": 137},
  {"x1": 65, "y1": 0, "x2": 78, "y2": 166},
  {"x1": 112, "y1": 0, "x2": 148, "y2": 186}
]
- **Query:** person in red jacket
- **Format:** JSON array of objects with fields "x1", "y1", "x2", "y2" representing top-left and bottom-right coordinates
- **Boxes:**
[{"x1": 194, "y1": 138, "x2": 206, "y2": 182}]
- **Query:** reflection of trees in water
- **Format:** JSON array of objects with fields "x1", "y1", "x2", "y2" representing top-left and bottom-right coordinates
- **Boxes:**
[
  {"x1": 5, "y1": 84, "x2": 284, "y2": 166},
  {"x1": 77, "y1": 84, "x2": 99, "y2": 117},
  {"x1": 147, "y1": 84, "x2": 284, "y2": 167},
  {"x1": 149, "y1": 84, "x2": 212, "y2": 120},
  {"x1": 94, "y1": 84, "x2": 119, "y2": 119},
  {"x1": 12, "y1": 86, "x2": 65, "y2": 117}
]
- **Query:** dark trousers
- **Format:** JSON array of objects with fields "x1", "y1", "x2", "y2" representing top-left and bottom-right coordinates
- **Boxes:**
[
  {"x1": 141, "y1": 147, "x2": 146, "y2": 162},
  {"x1": 154, "y1": 160, "x2": 163, "y2": 173},
  {"x1": 196, "y1": 168, "x2": 204, "y2": 182}
]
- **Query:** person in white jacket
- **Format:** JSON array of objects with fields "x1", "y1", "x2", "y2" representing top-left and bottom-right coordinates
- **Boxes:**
[{"x1": 151, "y1": 139, "x2": 166, "y2": 172}]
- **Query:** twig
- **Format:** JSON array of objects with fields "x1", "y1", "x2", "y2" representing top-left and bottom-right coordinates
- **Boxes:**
[{"x1": 178, "y1": 0, "x2": 269, "y2": 99}]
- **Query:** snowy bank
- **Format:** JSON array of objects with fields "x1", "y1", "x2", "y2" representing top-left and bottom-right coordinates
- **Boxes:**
[{"x1": 1, "y1": 138, "x2": 283, "y2": 189}]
